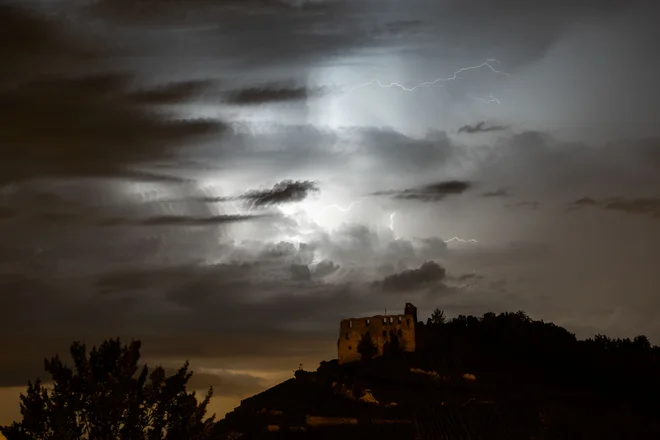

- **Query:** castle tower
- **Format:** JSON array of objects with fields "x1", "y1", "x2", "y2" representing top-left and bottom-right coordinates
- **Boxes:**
[
  {"x1": 337, "y1": 304, "x2": 417, "y2": 364},
  {"x1": 404, "y1": 303, "x2": 417, "y2": 324}
]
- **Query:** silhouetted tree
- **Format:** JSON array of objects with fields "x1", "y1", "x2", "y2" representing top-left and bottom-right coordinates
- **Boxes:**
[
  {"x1": 357, "y1": 332, "x2": 378, "y2": 360},
  {"x1": 0, "y1": 338, "x2": 218, "y2": 440},
  {"x1": 428, "y1": 308, "x2": 447, "y2": 325},
  {"x1": 383, "y1": 331, "x2": 402, "y2": 358},
  {"x1": 633, "y1": 335, "x2": 651, "y2": 350}
]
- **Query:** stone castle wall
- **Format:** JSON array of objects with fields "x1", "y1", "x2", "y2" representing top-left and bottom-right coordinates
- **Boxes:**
[{"x1": 337, "y1": 312, "x2": 416, "y2": 364}]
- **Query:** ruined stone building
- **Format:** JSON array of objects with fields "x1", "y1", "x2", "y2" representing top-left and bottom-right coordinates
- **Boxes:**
[{"x1": 337, "y1": 303, "x2": 417, "y2": 364}]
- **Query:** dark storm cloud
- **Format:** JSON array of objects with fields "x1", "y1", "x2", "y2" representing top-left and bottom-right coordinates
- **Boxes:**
[
  {"x1": 0, "y1": 73, "x2": 223, "y2": 184},
  {"x1": 482, "y1": 188, "x2": 511, "y2": 198},
  {"x1": 290, "y1": 264, "x2": 312, "y2": 281},
  {"x1": 0, "y1": 4, "x2": 226, "y2": 185},
  {"x1": 0, "y1": 208, "x2": 266, "y2": 227},
  {"x1": 573, "y1": 197, "x2": 599, "y2": 206},
  {"x1": 111, "y1": 214, "x2": 270, "y2": 226},
  {"x1": 376, "y1": 261, "x2": 447, "y2": 292},
  {"x1": 313, "y1": 260, "x2": 340, "y2": 277},
  {"x1": 602, "y1": 198, "x2": 660, "y2": 218},
  {"x1": 396, "y1": 0, "x2": 655, "y2": 68},
  {"x1": 88, "y1": 0, "x2": 394, "y2": 73},
  {"x1": 182, "y1": 126, "x2": 461, "y2": 186},
  {"x1": 93, "y1": 0, "x2": 309, "y2": 19},
  {"x1": 0, "y1": 233, "x2": 459, "y2": 333},
  {"x1": 457, "y1": 121, "x2": 507, "y2": 135},
  {"x1": 0, "y1": 3, "x2": 102, "y2": 83},
  {"x1": 243, "y1": 180, "x2": 320, "y2": 207},
  {"x1": 473, "y1": 131, "x2": 660, "y2": 200},
  {"x1": 374, "y1": 180, "x2": 471, "y2": 202},
  {"x1": 567, "y1": 197, "x2": 600, "y2": 211},
  {"x1": 569, "y1": 197, "x2": 660, "y2": 219},
  {"x1": 0, "y1": 262, "x2": 362, "y2": 362},
  {"x1": 0, "y1": 182, "x2": 268, "y2": 227},
  {"x1": 127, "y1": 80, "x2": 216, "y2": 105},
  {"x1": 353, "y1": 128, "x2": 458, "y2": 174},
  {"x1": 225, "y1": 83, "x2": 321, "y2": 105}
]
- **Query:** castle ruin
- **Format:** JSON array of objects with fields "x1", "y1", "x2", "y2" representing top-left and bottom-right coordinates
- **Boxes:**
[{"x1": 337, "y1": 303, "x2": 417, "y2": 364}]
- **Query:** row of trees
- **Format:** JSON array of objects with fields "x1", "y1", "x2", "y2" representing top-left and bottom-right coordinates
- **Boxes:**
[
  {"x1": 418, "y1": 308, "x2": 660, "y2": 404},
  {"x1": 356, "y1": 330, "x2": 404, "y2": 360}
]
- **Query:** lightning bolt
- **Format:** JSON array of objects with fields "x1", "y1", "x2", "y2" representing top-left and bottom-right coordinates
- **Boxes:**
[
  {"x1": 472, "y1": 93, "x2": 501, "y2": 104},
  {"x1": 444, "y1": 237, "x2": 478, "y2": 244},
  {"x1": 319, "y1": 201, "x2": 360, "y2": 215},
  {"x1": 350, "y1": 59, "x2": 509, "y2": 93},
  {"x1": 230, "y1": 202, "x2": 243, "y2": 215},
  {"x1": 389, "y1": 212, "x2": 395, "y2": 231}
]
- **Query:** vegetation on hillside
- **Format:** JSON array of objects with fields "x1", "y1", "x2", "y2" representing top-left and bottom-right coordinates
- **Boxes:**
[
  {"x1": 357, "y1": 332, "x2": 378, "y2": 360},
  {"x1": 417, "y1": 309, "x2": 659, "y2": 406}
]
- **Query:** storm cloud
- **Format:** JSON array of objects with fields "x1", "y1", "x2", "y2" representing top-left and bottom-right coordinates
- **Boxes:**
[
  {"x1": 375, "y1": 180, "x2": 472, "y2": 202},
  {"x1": 458, "y1": 121, "x2": 507, "y2": 134},
  {"x1": 243, "y1": 180, "x2": 320, "y2": 207},
  {"x1": 377, "y1": 261, "x2": 448, "y2": 292}
]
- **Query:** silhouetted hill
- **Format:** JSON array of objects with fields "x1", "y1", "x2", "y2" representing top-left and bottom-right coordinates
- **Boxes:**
[{"x1": 216, "y1": 310, "x2": 660, "y2": 439}]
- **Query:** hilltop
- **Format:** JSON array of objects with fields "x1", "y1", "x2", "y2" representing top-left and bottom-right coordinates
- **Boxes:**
[{"x1": 216, "y1": 310, "x2": 660, "y2": 439}]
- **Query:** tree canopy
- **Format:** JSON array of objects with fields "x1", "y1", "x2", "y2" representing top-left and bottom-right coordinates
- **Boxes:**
[
  {"x1": 0, "y1": 338, "x2": 219, "y2": 440},
  {"x1": 357, "y1": 332, "x2": 378, "y2": 360},
  {"x1": 427, "y1": 308, "x2": 446, "y2": 325},
  {"x1": 418, "y1": 310, "x2": 660, "y2": 408}
]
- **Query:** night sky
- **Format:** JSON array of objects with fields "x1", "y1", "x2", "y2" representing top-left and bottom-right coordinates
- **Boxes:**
[{"x1": 2, "y1": 0, "x2": 660, "y2": 424}]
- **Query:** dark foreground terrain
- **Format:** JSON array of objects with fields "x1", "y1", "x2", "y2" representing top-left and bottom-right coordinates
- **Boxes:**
[
  {"x1": 4, "y1": 312, "x2": 659, "y2": 439},
  {"x1": 216, "y1": 357, "x2": 659, "y2": 439},
  {"x1": 217, "y1": 312, "x2": 660, "y2": 439}
]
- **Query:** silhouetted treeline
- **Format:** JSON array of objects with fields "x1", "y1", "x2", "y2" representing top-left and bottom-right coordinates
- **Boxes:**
[
  {"x1": 418, "y1": 310, "x2": 660, "y2": 408},
  {"x1": 0, "y1": 339, "x2": 220, "y2": 440}
]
